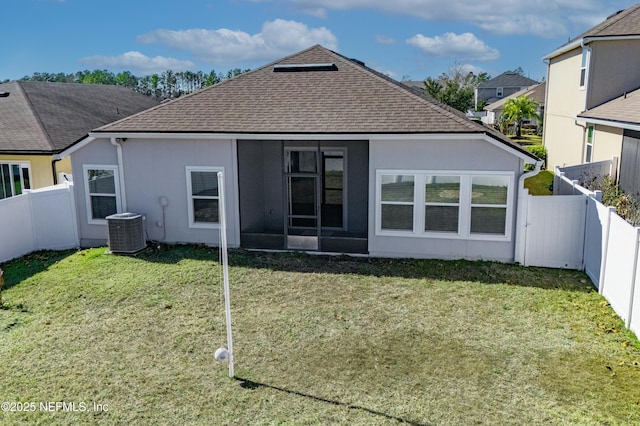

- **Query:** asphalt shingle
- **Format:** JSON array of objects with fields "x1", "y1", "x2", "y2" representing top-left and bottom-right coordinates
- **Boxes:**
[{"x1": 0, "y1": 81, "x2": 158, "y2": 153}]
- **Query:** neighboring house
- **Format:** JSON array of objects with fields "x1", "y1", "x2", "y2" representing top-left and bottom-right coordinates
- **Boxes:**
[
  {"x1": 475, "y1": 72, "x2": 538, "y2": 110},
  {"x1": 482, "y1": 82, "x2": 546, "y2": 127},
  {"x1": 60, "y1": 45, "x2": 539, "y2": 262},
  {"x1": 0, "y1": 81, "x2": 158, "y2": 199},
  {"x1": 576, "y1": 89, "x2": 640, "y2": 197},
  {"x1": 543, "y1": 2, "x2": 640, "y2": 173}
]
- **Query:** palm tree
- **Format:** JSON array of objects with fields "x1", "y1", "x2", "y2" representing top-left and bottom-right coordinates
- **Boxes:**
[{"x1": 500, "y1": 95, "x2": 540, "y2": 139}]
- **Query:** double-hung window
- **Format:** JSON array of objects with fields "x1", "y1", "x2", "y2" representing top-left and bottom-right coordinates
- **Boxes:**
[
  {"x1": 585, "y1": 125, "x2": 594, "y2": 163},
  {"x1": 380, "y1": 175, "x2": 415, "y2": 231},
  {"x1": 186, "y1": 166, "x2": 222, "y2": 228},
  {"x1": 470, "y1": 176, "x2": 509, "y2": 235},
  {"x1": 0, "y1": 162, "x2": 31, "y2": 200},
  {"x1": 580, "y1": 48, "x2": 590, "y2": 89},
  {"x1": 84, "y1": 165, "x2": 121, "y2": 223},
  {"x1": 424, "y1": 175, "x2": 460, "y2": 233},
  {"x1": 377, "y1": 171, "x2": 513, "y2": 240}
]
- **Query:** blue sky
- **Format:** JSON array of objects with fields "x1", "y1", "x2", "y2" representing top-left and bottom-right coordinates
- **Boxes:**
[{"x1": 2, "y1": 0, "x2": 638, "y2": 82}]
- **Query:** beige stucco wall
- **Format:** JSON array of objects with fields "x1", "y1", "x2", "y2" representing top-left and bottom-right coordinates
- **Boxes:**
[
  {"x1": 588, "y1": 39, "x2": 640, "y2": 109},
  {"x1": 592, "y1": 124, "x2": 623, "y2": 166},
  {"x1": 543, "y1": 47, "x2": 588, "y2": 169},
  {"x1": 0, "y1": 154, "x2": 71, "y2": 188}
]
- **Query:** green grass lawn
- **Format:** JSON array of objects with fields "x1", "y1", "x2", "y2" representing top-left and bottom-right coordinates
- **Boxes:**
[
  {"x1": 1, "y1": 246, "x2": 639, "y2": 425},
  {"x1": 508, "y1": 133, "x2": 542, "y2": 145},
  {"x1": 525, "y1": 170, "x2": 554, "y2": 196}
]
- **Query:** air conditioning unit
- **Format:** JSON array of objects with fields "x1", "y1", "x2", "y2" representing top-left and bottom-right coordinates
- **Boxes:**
[{"x1": 106, "y1": 213, "x2": 146, "y2": 254}]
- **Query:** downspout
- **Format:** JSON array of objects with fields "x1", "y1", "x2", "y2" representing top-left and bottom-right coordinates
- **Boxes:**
[
  {"x1": 52, "y1": 159, "x2": 59, "y2": 185},
  {"x1": 514, "y1": 160, "x2": 543, "y2": 264},
  {"x1": 110, "y1": 137, "x2": 128, "y2": 212}
]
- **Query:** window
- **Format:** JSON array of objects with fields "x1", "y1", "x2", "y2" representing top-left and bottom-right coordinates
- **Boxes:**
[
  {"x1": 585, "y1": 125, "x2": 594, "y2": 163},
  {"x1": 380, "y1": 175, "x2": 415, "y2": 231},
  {"x1": 424, "y1": 175, "x2": 460, "y2": 233},
  {"x1": 496, "y1": 87, "x2": 504, "y2": 97},
  {"x1": 377, "y1": 171, "x2": 513, "y2": 240},
  {"x1": 580, "y1": 48, "x2": 590, "y2": 89},
  {"x1": 186, "y1": 166, "x2": 223, "y2": 228},
  {"x1": 0, "y1": 162, "x2": 31, "y2": 200},
  {"x1": 84, "y1": 165, "x2": 121, "y2": 223},
  {"x1": 470, "y1": 176, "x2": 509, "y2": 235}
]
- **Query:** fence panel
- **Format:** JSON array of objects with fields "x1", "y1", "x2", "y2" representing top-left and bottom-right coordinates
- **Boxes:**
[
  {"x1": 0, "y1": 183, "x2": 78, "y2": 263},
  {"x1": 524, "y1": 195, "x2": 586, "y2": 269},
  {"x1": 30, "y1": 184, "x2": 79, "y2": 251},
  {"x1": 0, "y1": 194, "x2": 36, "y2": 262},
  {"x1": 583, "y1": 199, "x2": 615, "y2": 289},
  {"x1": 601, "y1": 214, "x2": 638, "y2": 324}
]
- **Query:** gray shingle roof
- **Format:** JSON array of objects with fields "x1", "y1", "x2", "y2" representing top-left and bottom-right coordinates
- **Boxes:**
[
  {"x1": 577, "y1": 87, "x2": 640, "y2": 126},
  {"x1": 0, "y1": 81, "x2": 158, "y2": 153},
  {"x1": 478, "y1": 72, "x2": 538, "y2": 89},
  {"x1": 579, "y1": 2, "x2": 640, "y2": 39},
  {"x1": 485, "y1": 82, "x2": 546, "y2": 111},
  {"x1": 95, "y1": 46, "x2": 537, "y2": 159}
]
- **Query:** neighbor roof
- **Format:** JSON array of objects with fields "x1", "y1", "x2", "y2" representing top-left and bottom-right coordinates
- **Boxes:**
[
  {"x1": 485, "y1": 82, "x2": 546, "y2": 112},
  {"x1": 545, "y1": 2, "x2": 640, "y2": 59},
  {"x1": 0, "y1": 81, "x2": 158, "y2": 154},
  {"x1": 577, "y1": 87, "x2": 640, "y2": 128},
  {"x1": 95, "y1": 46, "x2": 536, "y2": 159},
  {"x1": 477, "y1": 72, "x2": 538, "y2": 89}
]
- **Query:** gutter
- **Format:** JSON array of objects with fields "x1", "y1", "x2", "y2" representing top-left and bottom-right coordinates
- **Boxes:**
[
  {"x1": 110, "y1": 137, "x2": 128, "y2": 212},
  {"x1": 543, "y1": 35, "x2": 640, "y2": 61},
  {"x1": 514, "y1": 160, "x2": 543, "y2": 265},
  {"x1": 575, "y1": 116, "x2": 640, "y2": 132}
]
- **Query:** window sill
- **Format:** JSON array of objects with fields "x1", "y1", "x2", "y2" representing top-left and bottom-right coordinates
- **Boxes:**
[{"x1": 376, "y1": 229, "x2": 510, "y2": 242}]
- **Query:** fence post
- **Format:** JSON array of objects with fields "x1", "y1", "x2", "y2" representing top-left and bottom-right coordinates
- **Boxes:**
[{"x1": 627, "y1": 228, "x2": 640, "y2": 328}]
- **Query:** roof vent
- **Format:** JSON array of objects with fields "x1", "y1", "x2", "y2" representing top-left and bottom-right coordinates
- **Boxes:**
[
  {"x1": 349, "y1": 58, "x2": 365, "y2": 67},
  {"x1": 606, "y1": 9, "x2": 625, "y2": 19},
  {"x1": 0, "y1": 92, "x2": 9, "y2": 98},
  {"x1": 273, "y1": 63, "x2": 337, "y2": 72}
]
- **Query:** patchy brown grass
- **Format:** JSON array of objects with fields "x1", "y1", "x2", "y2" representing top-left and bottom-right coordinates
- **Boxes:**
[{"x1": 0, "y1": 247, "x2": 639, "y2": 425}]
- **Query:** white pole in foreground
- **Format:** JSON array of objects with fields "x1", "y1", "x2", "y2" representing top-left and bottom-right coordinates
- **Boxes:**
[{"x1": 217, "y1": 171, "x2": 234, "y2": 378}]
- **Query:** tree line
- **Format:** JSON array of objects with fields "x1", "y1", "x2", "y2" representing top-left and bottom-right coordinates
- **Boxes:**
[{"x1": 2, "y1": 68, "x2": 251, "y2": 100}]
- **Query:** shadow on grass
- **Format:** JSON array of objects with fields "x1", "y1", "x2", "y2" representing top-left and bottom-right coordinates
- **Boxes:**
[
  {"x1": 226, "y1": 249, "x2": 592, "y2": 292},
  {"x1": 1, "y1": 249, "x2": 76, "y2": 291},
  {"x1": 235, "y1": 377, "x2": 429, "y2": 426}
]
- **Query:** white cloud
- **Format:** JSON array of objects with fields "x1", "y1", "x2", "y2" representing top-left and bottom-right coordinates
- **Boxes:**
[
  {"x1": 375, "y1": 35, "x2": 396, "y2": 45},
  {"x1": 407, "y1": 32, "x2": 500, "y2": 62},
  {"x1": 136, "y1": 19, "x2": 338, "y2": 66},
  {"x1": 80, "y1": 51, "x2": 195, "y2": 75},
  {"x1": 249, "y1": 0, "x2": 613, "y2": 38}
]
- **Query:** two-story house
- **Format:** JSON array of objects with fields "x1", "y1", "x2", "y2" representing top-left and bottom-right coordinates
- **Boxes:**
[
  {"x1": 474, "y1": 72, "x2": 538, "y2": 110},
  {"x1": 543, "y1": 2, "x2": 640, "y2": 180}
]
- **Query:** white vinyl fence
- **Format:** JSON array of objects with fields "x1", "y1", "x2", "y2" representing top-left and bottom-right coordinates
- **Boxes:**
[
  {"x1": 0, "y1": 183, "x2": 79, "y2": 263},
  {"x1": 521, "y1": 165, "x2": 640, "y2": 337}
]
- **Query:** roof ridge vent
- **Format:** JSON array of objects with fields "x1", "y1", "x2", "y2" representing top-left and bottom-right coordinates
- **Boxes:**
[
  {"x1": 273, "y1": 63, "x2": 337, "y2": 72},
  {"x1": 606, "y1": 9, "x2": 625, "y2": 20},
  {"x1": 0, "y1": 92, "x2": 9, "y2": 98}
]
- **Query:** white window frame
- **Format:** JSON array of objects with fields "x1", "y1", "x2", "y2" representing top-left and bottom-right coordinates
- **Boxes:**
[
  {"x1": 0, "y1": 161, "x2": 32, "y2": 199},
  {"x1": 186, "y1": 166, "x2": 223, "y2": 229},
  {"x1": 376, "y1": 170, "x2": 514, "y2": 241},
  {"x1": 579, "y1": 47, "x2": 591, "y2": 90},
  {"x1": 496, "y1": 87, "x2": 504, "y2": 98},
  {"x1": 424, "y1": 174, "x2": 462, "y2": 235},
  {"x1": 83, "y1": 164, "x2": 122, "y2": 225},
  {"x1": 585, "y1": 125, "x2": 594, "y2": 163}
]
